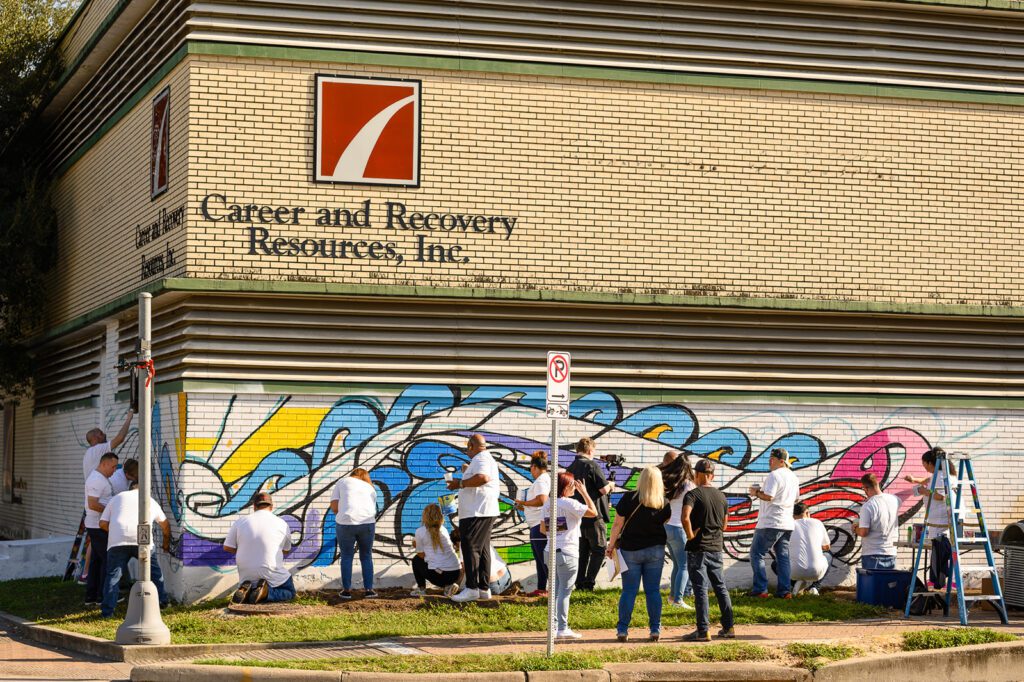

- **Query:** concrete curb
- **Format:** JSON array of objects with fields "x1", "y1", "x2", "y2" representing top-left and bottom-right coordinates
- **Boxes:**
[
  {"x1": 813, "y1": 639, "x2": 1024, "y2": 682},
  {"x1": 131, "y1": 666, "x2": 537, "y2": 682},
  {"x1": 603, "y1": 663, "x2": 810, "y2": 681}
]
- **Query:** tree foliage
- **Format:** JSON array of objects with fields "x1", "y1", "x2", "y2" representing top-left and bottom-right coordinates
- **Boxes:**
[{"x1": 0, "y1": 0, "x2": 74, "y2": 396}]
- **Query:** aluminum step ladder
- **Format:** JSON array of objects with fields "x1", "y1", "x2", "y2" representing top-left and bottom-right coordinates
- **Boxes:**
[{"x1": 903, "y1": 451, "x2": 1009, "y2": 625}]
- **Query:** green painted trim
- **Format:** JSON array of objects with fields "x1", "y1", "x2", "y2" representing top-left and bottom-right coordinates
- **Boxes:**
[
  {"x1": 32, "y1": 396, "x2": 98, "y2": 416},
  {"x1": 159, "y1": 277, "x2": 1024, "y2": 319},
  {"x1": 54, "y1": 43, "x2": 187, "y2": 178},
  {"x1": 53, "y1": 0, "x2": 133, "y2": 96},
  {"x1": 189, "y1": 40, "x2": 1024, "y2": 107},
  {"x1": 53, "y1": 0, "x2": 97, "y2": 54},
  {"x1": 34, "y1": 280, "x2": 169, "y2": 347},
  {"x1": 173, "y1": 378, "x2": 1024, "y2": 409}
]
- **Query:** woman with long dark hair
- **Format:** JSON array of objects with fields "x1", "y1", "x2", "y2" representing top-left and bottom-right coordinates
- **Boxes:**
[{"x1": 660, "y1": 451, "x2": 696, "y2": 609}]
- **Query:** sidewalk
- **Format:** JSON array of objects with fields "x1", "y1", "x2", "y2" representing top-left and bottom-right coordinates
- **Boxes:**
[{"x1": 0, "y1": 621, "x2": 132, "y2": 681}]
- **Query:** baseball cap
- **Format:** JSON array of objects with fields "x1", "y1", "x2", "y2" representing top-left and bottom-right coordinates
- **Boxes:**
[
  {"x1": 770, "y1": 448, "x2": 791, "y2": 467},
  {"x1": 694, "y1": 459, "x2": 715, "y2": 474},
  {"x1": 253, "y1": 492, "x2": 273, "y2": 508}
]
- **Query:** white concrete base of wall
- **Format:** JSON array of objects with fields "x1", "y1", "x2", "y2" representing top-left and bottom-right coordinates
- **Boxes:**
[{"x1": 0, "y1": 536, "x2": 74, "y2": 581}]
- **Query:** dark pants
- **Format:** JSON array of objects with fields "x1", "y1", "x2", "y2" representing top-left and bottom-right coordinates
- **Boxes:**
[
  {"x1": 459, "y1": 516, "x2": 495, "y2": 590},
  {"x1": 267, "y1": 575, "x2": 296, "y2": 603},
  {"x1": 412, "y1": 556, "x2": 461, "y2": 589},
  {"x1": 102, "y1": 545, "x2": 168, "y2": 617},
  {"x1": 930, "y1": 536, "x2": 952, "y2": 588},
  {"x1": 529, "y1": 524, "x2": 549, "y2": 590},
  {"x1": 85, "y1": 528, "x2": 108, "y2": 602},
  {"x1": 575, "y1": 520, "x2": 607, "y2": 590},
  {"x1": 687, "y1": 550, "x2": 734, "y2": 634}
]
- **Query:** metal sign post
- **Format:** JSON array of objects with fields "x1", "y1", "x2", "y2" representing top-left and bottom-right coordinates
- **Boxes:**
[
  {"x1": 545, "y1": 351, "x2": 570, "y2": 656},
  {"x1": 117, "y1": 293, "x2": 170, "y2": 645}
]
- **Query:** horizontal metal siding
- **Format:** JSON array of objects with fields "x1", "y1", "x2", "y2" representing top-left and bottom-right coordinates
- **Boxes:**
[
  {"x1": 186, "y1": 0, "x2": 1024, "y2": 92},
  {"x1": 33, "y1": 332, "x2": 104, "y2": 410},
  {"x1": 114, "y1": 292, "x2": 1024, "y2": 397}
]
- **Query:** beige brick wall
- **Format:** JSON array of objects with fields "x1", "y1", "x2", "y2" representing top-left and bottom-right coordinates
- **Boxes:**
[
  {"x1": 48, "y1": 59, "x2": 189, "y2": 326},
  {"x1": 184, "y1": 55, "x2": 1024, "y2": 305}
]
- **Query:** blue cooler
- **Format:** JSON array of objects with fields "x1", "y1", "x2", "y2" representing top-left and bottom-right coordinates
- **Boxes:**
[{"x1": 856, "y1": 568, "x2": 912, "y2": 608}]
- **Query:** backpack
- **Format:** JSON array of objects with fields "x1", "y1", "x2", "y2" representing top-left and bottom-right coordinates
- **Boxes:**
[{"x1": 909, "y1": 578, "x2": 945, "y2": 615}]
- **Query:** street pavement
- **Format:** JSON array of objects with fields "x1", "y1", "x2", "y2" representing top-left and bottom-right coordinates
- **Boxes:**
[{"x1": 0, "y1": 622, "x2": 132, "y2": 681}]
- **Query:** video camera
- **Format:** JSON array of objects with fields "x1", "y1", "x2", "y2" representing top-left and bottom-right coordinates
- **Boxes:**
[{"x1": 598, "y1": 454, "x2": 626, "y2": 467}]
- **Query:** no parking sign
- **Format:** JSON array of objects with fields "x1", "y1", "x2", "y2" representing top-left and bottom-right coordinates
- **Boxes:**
[{"x1": 546, "y1": 351, "x2": 570, "y2": 419}]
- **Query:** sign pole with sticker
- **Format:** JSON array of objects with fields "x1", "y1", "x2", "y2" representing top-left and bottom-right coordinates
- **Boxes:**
[{"x1": 545, "y1": 351, "x2": 570, "y2": 656}]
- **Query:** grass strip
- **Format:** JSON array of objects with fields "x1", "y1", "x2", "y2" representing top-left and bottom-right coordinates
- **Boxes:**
[
  {"x1": 0, "y1": 577, "x2": 886, "y2": 645},
  {"x1": 198, "y1": 643, "x2": 773, "y2": 672},
  {"x1": 901, "y1": 627, "x2": 1017, "y2": 651},
  {"x1": 785, "y1": 641, "x2": 861, "y2": 671}
]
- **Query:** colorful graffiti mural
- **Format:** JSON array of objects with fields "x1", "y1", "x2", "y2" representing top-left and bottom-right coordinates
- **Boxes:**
[{"x1": 155, "y1": 386, "x2": 936, "y2": 577}]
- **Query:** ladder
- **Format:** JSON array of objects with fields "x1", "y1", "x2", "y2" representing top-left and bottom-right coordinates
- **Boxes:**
[{"x1": 903, "y1": 451, "x2": 1009, "y2": 625}]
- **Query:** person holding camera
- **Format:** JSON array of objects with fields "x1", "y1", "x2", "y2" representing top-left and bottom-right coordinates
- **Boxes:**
[
  {"x1": 513, "y1": 451, "x2": 551, "y2": 597},
  {"x1": 567, "y1": 437, "x2": 613, "y2": 591},
  {"x1": 541, "y1": 472, "x2": 598, "y2": 639},
  {"x1": 747, "y1": 448, "x2": 800, "y2": 599}
]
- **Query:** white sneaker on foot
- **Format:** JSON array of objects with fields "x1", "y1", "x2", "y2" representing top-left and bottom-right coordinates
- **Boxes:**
[
  {"x1": 444, "y1": 583, "x2": 460, "y2": 598},
  {"x1": 676, "y1": 600, "x2": 694, "y2": 610},
  {"x1": 477, "y1": 589, "x2": 492, "y2": 600},
  {"x1": 451, "y1": 588, "x2": 479, "y2": 602},
  {"x1": 807, "y1": 587, "x2": 819, "y2": 596},
  {"x1": 409, "y1": 587, "x2": 426, "y2": 597},
  {"x1": 556, "y1": 629, "x2": 583, "y2": 640}
]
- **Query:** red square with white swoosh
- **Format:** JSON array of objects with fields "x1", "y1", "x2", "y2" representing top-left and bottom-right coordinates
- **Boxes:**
[{"x1": 315, "y1": 75, "x2": 421, "y2": 186}]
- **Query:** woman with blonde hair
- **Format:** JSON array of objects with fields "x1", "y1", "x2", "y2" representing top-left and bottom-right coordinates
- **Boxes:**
[
  {"x1": 330, "y1": 468, "x2": 378, "y2": 599},
  {"x1": 410, "y1": 503, "x2": 462, "y2": 597},
  {"x1": 607, "y1": 465, "x2": 671, "y2": 642}
]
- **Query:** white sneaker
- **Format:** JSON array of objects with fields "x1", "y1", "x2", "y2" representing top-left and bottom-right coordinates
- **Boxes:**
[
  {"x1": 676, "y1": 600, "x2": 694, "y2": 610},
  {"x1": 477, "y1": 589, "x2": 492, "y2": 600},
  {"x1": 556, "y1": 629, "x2": 583, "y2": 640},
  {"x1": 451, "y1": 588, "x2": 479, "y2": 602},
  {"x1": 807, "y1": 587, "x2": 820, "y2": 596},
  {"x1": 444, "y1": 583, "x2": 460, "y2": 598},
  {"x1": 409, "y1": 587, "x2": 426, "y2": 597}
]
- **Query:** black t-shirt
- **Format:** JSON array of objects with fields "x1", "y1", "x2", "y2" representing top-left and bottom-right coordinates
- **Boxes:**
[
  {"x1": 614, "y1": 491, "x2": 670, "y2": 550},
  {"x1": 682, "y1": 486, "x2": 729, "y2": 553},
  {"x1": 568, "y1": 456, "x2": 610, "y2": 522}
]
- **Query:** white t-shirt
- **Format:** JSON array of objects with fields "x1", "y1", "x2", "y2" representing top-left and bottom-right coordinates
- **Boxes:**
[
  {"x1": 224, "y1": 509, "x2": 293, "y2": 587},
  {"x1": 919, "y1": 468, "x2": 950, "y2": 538},
  {"x1": 331, "y1": 477, "x2": 378, "y2": 525},
  {"x1": 545, "y1": 497, "x2": 589, "y2": 557},
  {"x1": 791, "y1": 517, "x2": 830, "y2": 581},
  {"x1": 83, "y1": 442, "x2": 111, "y2": 480},
  {"x1": 109, "y1": 469, "x2": 131, "y2": 495},
  {"x1": 667, "y1": 481, "x2": 696, "y2": 528},
  {"x1": 84, "y1": 470, "x2": 113, "y2": 529},
  {"x1": 100, "y1": 490, "x2": 166, "y2": 549},
  {"x1": 859, "y1": 493, "x2": 900, "y2": 557},
  {"x1": 458, "y1": 451, "x2": 500, "y2": 519},
  {"x1": 756, "y1": 467, "x2": 800, "y2": 531},
  {"x1": 523, "y1": 473, "x2": 551, "y2": 528},
  {"x1": 414, "y1": 525, "x2": 461, "y2": 572}
]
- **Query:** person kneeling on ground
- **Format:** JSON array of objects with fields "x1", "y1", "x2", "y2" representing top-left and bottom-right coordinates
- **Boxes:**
[
  {"x1": 98, "y1": 483, "x2": 170, "y2": 617},
  {"x1": 681, "y1": 459, "x2": 735, "y2": 642},
  {"x1": 411, "y1": 503, "x2": 463, "y2": 597},
  {"x1": 780, "y1": 502, "x2": 831, "y2": 595},
  {"x1": 224, "y1": 493, "x2": 296, "y2": 604},
  {"x1": 542, "y1": 472, "x2": 598, "y2": 640},
  {"x1": 488, "y1": 548, "x2": 512, "y2": 596}
]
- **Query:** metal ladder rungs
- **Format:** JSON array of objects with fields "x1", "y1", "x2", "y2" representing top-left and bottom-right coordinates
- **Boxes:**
[
  {"x1": 960, "y1": 595, "x2": 1002, "y2": 602},
  {"x1": 955, "y1": 537, "x2": 988, "y2": 544},
  {"x1": 957, "y1": 565, "x2": 996, "y2": 574}
]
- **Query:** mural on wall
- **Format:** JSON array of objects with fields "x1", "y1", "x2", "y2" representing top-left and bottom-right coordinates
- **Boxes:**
[{"x1": 159, "y1": 385, "x2": 936, "y2": 576}]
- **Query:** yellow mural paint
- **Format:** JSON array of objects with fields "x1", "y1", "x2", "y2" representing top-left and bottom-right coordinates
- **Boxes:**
[{"x1": 216, "y1": 406, "x2": 331, "y2": 482}]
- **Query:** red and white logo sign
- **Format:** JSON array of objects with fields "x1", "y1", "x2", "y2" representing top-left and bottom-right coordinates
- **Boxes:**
[
  {"x1": 315, "y1": 75, "x2": 421, "y2": 186},
  {"x1": 150, "y1": 86, "x2": 170, "y2": 199}
]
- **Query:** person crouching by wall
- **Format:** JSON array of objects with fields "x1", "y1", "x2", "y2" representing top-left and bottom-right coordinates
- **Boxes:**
[
  {"x1": 224, "y1": 492, "x2": 296, "y2": 604},
  {"x1": 411, "y1": 503, "x2": 463, "y2": 598},
  {"x1": 607, "y1": 465, "x2": 671, "y2": 642},
  {"x1": 513, "y1": 451, "x2": 551, "y2": 597},
  {"x1": 541, "y1": 472, "x2": 598, "y2": 640},
  {"x1": 331, "y1": 468, "x2": 379, "y2": 599}
]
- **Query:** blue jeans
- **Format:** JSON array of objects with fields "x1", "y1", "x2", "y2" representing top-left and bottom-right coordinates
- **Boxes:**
[
  {"x1": 861, "y1": 554, "x2": 896, "y2": 570},
  {"x1": 267, "y1": 575, "x2": 296, "y2": 602},
  {"x1": 101, "y1": 545, "x2": 167, "y2": 617},
  {"x1": 750, "y1": 528, "x2": 792, "y2": 596},
  {"x1": 688, "y1": 551, "x2": 734, "y2": 634},
  {"x1": 529, "y1": 524, "x2": 549, "y2": 590},
  {"x1": 337, "y1": 523, "x2": 375, "y2": 590},
  {"x1": 616, "y1": 546, "x2": 666, "y2": 637},
  {"x1": 665, "y1": 526, "x2": 691, "y2": 601},
  {"x1": 545, "y1": 550, "x2": 579, "y2": 633}
]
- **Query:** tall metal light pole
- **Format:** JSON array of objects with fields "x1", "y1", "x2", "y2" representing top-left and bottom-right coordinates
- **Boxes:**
[{"x1": 116, "y1": 292, "x2": 170, "y2": 645}]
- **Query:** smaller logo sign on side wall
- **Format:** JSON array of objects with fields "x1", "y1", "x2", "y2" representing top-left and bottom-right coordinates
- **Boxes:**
[
  {"x1": 315, "y1": 75, "x2": 421, "y2": 187},
  {"x1": 151, "y1": 86, "x2": 170, "y2": 199}
]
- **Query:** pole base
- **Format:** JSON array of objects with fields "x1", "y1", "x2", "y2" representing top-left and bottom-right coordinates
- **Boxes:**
[{"x1": 115, "y1": 581, "x2": 171, "y2": 645}]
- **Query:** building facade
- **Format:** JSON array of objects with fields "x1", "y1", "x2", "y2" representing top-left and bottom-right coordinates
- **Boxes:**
[{"x1": 3, "y1": 0, "x2": 1024, "y2": 601}]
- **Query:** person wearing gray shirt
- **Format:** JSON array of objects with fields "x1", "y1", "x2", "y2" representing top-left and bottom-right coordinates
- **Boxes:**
[{"x1": 853, "y1": 473, "x2": 899, "y2": 570}]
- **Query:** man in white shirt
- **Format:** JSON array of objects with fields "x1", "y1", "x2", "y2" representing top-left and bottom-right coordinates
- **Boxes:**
[
  {"x1": 223, "y1": 493, "x2": 295, "y2": 604},
  {"x1": 83, "y1": 452, "x2": 118, "y2": 605},
  {"x1": 904, "y1": 447, "x2": 952, "y2": 588},
  {"x1": 748, "y1": 448, "x2": 800, "y2": 598},
  {"x1": 98, "y1": 485, "x2": 170, "y2": 617},
  {"x1": 109, "y1": 459, "x2": 138, "y2": 496},
  {"x1": 82, "y1": 412, "x2": 134, "y2": 480},
  {"x1": 446, "y1": 434, "x2": 500, "y2": 602},
  {"x1": 853, "y1": 473, "x2": 899, "y2": 570},
  {"x1": 785, "y1": 503, "x2": 831, "y2": 595}
]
